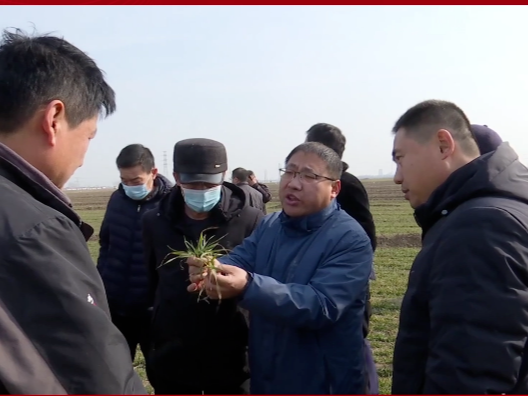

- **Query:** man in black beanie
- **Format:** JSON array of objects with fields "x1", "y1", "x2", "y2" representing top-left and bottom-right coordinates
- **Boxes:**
[{"x1": 142, "y1": 138, "x2": 263, "y2": 395}]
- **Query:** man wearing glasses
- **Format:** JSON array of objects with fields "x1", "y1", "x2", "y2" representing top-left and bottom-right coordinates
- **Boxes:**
[{"x1": 186, "y1": 142, "x2": 373, "y2": 394}]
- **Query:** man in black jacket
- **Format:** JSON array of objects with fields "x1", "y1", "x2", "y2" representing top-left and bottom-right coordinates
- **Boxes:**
[
  {"x1": 391, "y1": 100, "x2": 527, "y2": 394},
  {"x1": 305, "y1": 123, "x2": 378, "y2": 393},
  {"x1": 0, "y1": 29, "x2": 145, "y2": 394},
  {"x1": 98, "y1": 144, "x2": 172, "y2": 367},
  {"x1": 247, "y1": 170, "x2": 272, "y2": 204},
  {"x1": 232, "y1": 167, "x2": 265, "y2": 214},
  {"x1": 142, "y1": 138, "x2": 263, "y2": 395}
]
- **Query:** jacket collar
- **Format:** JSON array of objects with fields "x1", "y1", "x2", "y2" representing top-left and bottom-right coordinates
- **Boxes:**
[
  {"x1": 280, "y1": 199, "x2": 338, "y2": 233},
  {"x1": 0, "y1": 143, "x2": 93, "y2": 241}
]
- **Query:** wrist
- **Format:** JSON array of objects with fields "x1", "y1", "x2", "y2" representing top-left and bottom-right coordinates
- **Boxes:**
[{"x1": 240, "y1": 271, "x2": 253, "y2": 297}]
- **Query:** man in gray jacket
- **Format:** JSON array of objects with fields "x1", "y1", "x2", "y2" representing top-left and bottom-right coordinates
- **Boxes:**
[{"x1": 232, "y1": 167, "x2": 266, "y2": 214}]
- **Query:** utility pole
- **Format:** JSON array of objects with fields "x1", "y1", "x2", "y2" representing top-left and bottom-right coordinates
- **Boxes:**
[
  {"x1": 264, "y1": 170, "x2": 268, "y2": 182},
  {"x1": 162, "y1": 151, "x2": 168, "y2": 176}
]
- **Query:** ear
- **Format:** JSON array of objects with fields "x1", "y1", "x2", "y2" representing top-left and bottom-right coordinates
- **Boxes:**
[
  {"x1": 151, "y1": 167, "x2": 159, "y2": 178},
  {"x1": 331, "y1": 179, "x2": 341, "y2": 199},
  {"x1": 436, "y1": 129, "x2": 456, "y2": 160},
  {"x1": 41, "y1": 100, "x2": 66, "y2": 147},
  {"x1": 173, "y1": 172, "x2": 181, "y2": 186}
]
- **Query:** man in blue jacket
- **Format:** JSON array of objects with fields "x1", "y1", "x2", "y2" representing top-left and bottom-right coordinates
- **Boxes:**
[
  {"x1": 187, "y1": 142, "x2": 373, "y2": 394},
  {"x1": 97, "y1": 144, "x2": 172, "y2": 371}
]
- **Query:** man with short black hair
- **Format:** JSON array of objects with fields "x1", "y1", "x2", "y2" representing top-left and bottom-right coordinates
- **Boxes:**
[
  {"x1": 142, "y1": 138, "x2": 263, "y2": 394},
  {"x1": 391, "y1": 99, "x2": 528, "y2": 394},
  {"x1": 247, "y1": 170, "x2": 272, "y2": 205},
  {"x1": 98, "y1": 144, "x2": 172, "y2": 374},
  {"x1": 232, "y1": 167, "x2": 265, "y2": 214},
  {"x1": 305, "y1": 122, "x2": 378, "y2": 393},
  {"x1": 188, "y1": 142, "x2": 373, "y2": 394},
  {"x1": 0, "y1": 29, "x2": 145, "y2": 394}
]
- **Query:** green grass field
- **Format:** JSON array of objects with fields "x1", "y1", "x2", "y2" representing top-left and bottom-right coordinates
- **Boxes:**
[{"x1": 70, "y1": 178, "x2": 419, "y2": 395}]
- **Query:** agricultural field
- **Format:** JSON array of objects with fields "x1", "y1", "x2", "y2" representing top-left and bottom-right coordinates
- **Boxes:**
[{"x1": 67, "y1": 178, "x2": 420, "y2": 395}]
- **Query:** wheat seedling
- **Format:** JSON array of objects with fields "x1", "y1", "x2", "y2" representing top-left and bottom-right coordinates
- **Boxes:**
[{"x1": 159, "y1": 228, "x2": 228, "y2": 303}]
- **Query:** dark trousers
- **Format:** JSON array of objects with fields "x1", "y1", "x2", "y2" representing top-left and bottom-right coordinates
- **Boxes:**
[
  {"x1": 154, "y1": 382, "x2": 248, "y2": 395},
  {"x1": 110, "y1": 310, "x2": 155, "y2": 385}
]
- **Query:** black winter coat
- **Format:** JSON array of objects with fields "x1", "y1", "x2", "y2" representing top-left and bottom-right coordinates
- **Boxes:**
[
  {"x1": 0, "y1": 147, "x2": 145, "y2": 394},
  {"x1": 142, "y1": 182, "x2": 264, "y2": 391},
  {"x1": 338, "y1": 162, "x2": 376, "y2": 251},
  {"x1": 337, "y1": 162, "x2": 377, "y2": 339},
  {"x1": 97, "y1": 175, "x2": 173, "y2": 316},
  {"x1": 392, "y1": 143, "x2": 528, "y2": 394}
]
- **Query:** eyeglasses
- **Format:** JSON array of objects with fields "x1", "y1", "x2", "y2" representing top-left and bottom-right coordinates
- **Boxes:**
[{"x1": 279, "y1": 168, "x2": 336, "y2": 184}]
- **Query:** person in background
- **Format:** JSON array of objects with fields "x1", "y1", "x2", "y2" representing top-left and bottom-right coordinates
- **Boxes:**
[
  {"x1": 188, "y1": 142, "x2": 373, "y2": 394},
  {"x1": 471, "y1": 124, "x2": 503, "y2": 154},
  {"x1": 305, "y1": 122, "x2": 378, "y2": 393},
  {"x1": 97, "y1": 144, "x2": 172, "y2": 378},
  {"x1": 391, "y1": 99, "x2": 527, "y2": 394},
  {"x1": 232, "y1": 167, "x2": 265, "y2": 214},
  {"x1": 0, "y1": 29, "x2": 145, "y2": 394},
  {"x1": 247, "y1": 169, "x2": 272, "y2": 206},
  {"x1": 142, "y1": 138, "x2": 263, "y2": 395}
]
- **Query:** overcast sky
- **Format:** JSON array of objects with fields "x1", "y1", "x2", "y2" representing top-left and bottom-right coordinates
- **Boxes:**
[{"x1": 1, "y1": 5, "x2": 527, "y2": 186}]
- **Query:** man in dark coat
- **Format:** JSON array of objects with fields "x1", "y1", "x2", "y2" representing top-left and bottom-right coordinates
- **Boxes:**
[
  {"x1": 98, "y1": 144, "x2": 172, "y2": 367},
  {"x1": 142, "y1": 138, "x2": 264, "y2": 395},
  {"x1": 0, "y1": 29, "x2": 145, "y2": 394},
  {"x1": 391, "y1": 99, "x2": 527, "y2": 394},
  {"x1": 232, "y1": 167, "x2": 265, "y2": 214},
  {"x1": 305, "y1": 123, "x2": 378, "y2": 394},
  {"x1": 247, "y1": 170, "x2": 272, "y2": 204}
]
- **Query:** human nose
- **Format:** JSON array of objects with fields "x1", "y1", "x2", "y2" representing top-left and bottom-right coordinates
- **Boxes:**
[
  {"x1": 287, "y1": 172, "x2": 303, "y2": 190},
  {"x1": 393, "y1": 166, "x2": 403, "y2": 185}
]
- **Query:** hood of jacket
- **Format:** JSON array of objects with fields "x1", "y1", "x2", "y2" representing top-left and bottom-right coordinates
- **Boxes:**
[
  {"x1": 158, "y1": 181, "x2": 248, "y2": 224},
  {"x1": 415, "y1": 142, "x2": 528, "y2": 235},
  {"x1": 341, "y1": 161, "x2": 349, "y2": 174}
]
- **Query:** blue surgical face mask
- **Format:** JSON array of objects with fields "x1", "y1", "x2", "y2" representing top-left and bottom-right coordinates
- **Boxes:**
[
  {"x1": 122, "y1": 183, "x2": 151, "y2": 200},
  {"x1": 182, "y1": 185, "x2": 222, "y2": 213}
]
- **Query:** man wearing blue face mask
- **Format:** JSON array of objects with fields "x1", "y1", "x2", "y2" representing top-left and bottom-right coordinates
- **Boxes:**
[
  {"x1": 142, "y1": 138, "x2": 264, "y2": 395},
  {"x1": 97, "y1": 144, "x2": 173, "y2": 383}
]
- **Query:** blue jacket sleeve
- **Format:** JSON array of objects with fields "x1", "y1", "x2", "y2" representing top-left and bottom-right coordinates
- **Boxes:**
[{"x1": 233, "y1": 228, "x2": 373, "y2": 330}]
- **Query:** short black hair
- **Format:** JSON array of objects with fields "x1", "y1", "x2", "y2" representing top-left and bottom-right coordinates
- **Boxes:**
[
  {"x1": 116, "y1": 144, "x2": 155, "y2": 172},
  {"x1": 247, "y1": 170, "x2": 255, "y2": 177},
  {"x1": 305, "y1": 123, "x2": 346, "y2": 158},
  {"x1": 285, "y1": 142, "x2": 342, "y2": 180},
  {"x1": 0, "y1": 28, "x2": 116, "y2": 134},
  {"x1": 232, "y1": 167, "x2": 249, "y2": 181},
  {"x1": 392, "y1": 100, "x2": 479, "y2": 155}
]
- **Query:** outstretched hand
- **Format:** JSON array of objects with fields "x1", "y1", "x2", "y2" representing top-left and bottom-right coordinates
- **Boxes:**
[{"x1": 186, "y1": 257, "x2": 249, "y2": 299}]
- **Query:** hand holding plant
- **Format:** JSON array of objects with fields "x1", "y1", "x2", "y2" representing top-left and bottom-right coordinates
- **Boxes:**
[
  {"x1": 160, "y1": 229, "x2": 228, "y2": 302},
  {"x1": 188, "y1": 260, "x2": 250, "y2": 300}
]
